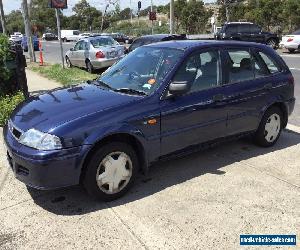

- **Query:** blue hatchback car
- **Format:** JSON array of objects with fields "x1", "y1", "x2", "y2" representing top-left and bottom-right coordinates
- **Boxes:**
[{"x1": 3, "y1": 41, "x2": 295, "y2": 201}]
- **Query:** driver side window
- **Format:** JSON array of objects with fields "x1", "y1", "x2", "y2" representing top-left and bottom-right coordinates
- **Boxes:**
[
  {"x1": 74, "y1": 42, "x2": 81, "y2": 51},
  {"x1": 173, "y1": 50, "x2": 221, "y2": 93}
]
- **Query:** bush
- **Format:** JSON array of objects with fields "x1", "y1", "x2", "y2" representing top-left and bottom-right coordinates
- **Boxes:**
[{"x1": 0, "y1": 92, "x2": 25, "y2": 127}]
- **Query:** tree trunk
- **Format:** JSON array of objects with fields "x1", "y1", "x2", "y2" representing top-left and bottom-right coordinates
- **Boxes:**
[{"x1": 0, "y1": 0, "x2": 6, "y2": 34}]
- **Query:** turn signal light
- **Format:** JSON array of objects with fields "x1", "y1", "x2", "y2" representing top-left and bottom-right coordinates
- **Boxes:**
[
  {"x1": 287, "y1": 38, "x2": 294, "y2": 42},
  {"x1": 96, "y1": 51, "x2": 105, "y2": 58}
]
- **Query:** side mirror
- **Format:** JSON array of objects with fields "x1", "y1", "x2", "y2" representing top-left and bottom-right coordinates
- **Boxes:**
[
  {"x1": 70, "y1": 48, "x2": 74, "y2": 51},
  {"x1": 168, "y1": 81, "x2": 190, "y2": 96}
]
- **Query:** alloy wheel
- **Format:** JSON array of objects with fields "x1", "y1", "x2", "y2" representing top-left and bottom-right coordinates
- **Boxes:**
[{"x1": 264, "y1": 114, "x2": 281, "y2": 142}]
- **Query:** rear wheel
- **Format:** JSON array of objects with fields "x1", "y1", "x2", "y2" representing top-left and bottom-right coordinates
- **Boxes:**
[
  {"x1": 266, "y1": 39, "x2": 277, "y2": 49},
  {"x1": 83, "y1": 142, "x2": 139, "y2": 201},
  {"x1": 254, "y1": 106, "x2": 283, "y2": 147},
  {"x1": 86, "y1": 60, "x2": 94, "y2": 73},
  {"x1": 288, "y1": 48, "x2": 296, "y2": 53}
]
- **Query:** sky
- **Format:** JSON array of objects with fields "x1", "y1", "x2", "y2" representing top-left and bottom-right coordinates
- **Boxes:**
[{"x1": 3, "y1": 0, "x2": 215, "y2": 15}]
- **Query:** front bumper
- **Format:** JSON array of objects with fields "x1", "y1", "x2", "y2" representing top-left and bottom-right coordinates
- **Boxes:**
[{"x1": 3, "y1": 125, "x2": 89, "y2": 190}]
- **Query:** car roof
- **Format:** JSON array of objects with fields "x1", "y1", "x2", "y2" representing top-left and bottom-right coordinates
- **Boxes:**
[
  {"x1": 146, "y1": 40, "x2": 270, "y2": 50},
  {"x1": 82, "y1": 36, "x2": 113, "y2": 42}
]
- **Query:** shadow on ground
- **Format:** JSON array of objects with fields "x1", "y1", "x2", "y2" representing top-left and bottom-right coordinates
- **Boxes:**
[{"x1": 27, "y1": 129, "x2": 300, "y2": 215}]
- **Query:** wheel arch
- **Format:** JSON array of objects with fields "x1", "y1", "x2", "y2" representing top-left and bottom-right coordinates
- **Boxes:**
[
  {"x1": 79, "y1": 132, "x2": 147, "y2": 183},
  {"x1": 263, "y1": 102, "x2": 288, "y2": 128}
]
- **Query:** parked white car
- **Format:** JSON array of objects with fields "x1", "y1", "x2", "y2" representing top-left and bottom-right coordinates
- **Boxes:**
[
  {"x1": 61, "y1": 30, "x2": 80, "y2": 42},
  {"x1": 9, "y1": 32, "x2": 23, "y2": 44},
  {"x1": 280, "y1": 29, "x2": 300, "y2": 53},
  {"x1": 78, "y1": 33, "x2": 91, "y2": 41},
  {"x1": 65, "y1": 36, "x2": 125, "y2": 73}
]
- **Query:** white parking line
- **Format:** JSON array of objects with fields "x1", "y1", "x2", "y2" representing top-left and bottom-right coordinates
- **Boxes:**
[
  {"x1": 280, "y1": 54, "x2": 300, "y2": 58},
  {"x1": 290, "y1": 68, "x2": 300, "y2": 71}
]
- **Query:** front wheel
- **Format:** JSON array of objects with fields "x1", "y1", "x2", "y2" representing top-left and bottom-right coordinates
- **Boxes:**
[
  {"x1": 66, "y1": 56, "x2": 72, "y2": 68},
  {"x1": 254, "y1": 107, "x2": 283, "y2": 147},
  {"x1": 86, "y1": 60, "x2": 94, "y2": 73},
  {"x1": 83, "y1": 142, "x2": 139, "y2": 201}
]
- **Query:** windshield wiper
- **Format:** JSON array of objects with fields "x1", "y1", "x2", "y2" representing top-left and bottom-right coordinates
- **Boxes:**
[
  {"x1": 87, "y1": 79, "x2": 115, "y2": 90},
  {"x1": 115, "y1": 88, "x2": 147, "y2": 96}
]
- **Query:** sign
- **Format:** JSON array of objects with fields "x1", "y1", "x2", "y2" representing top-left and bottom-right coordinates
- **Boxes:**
[
  {"x1": 138, "y1": 1, "x2": 141, "y2": 10},
  {"x1": 49, "y1": 0, "x2": 68, "y2": 9},
  {"x1": 149, "y1": 11, "x2": 156, "y2": 21}
]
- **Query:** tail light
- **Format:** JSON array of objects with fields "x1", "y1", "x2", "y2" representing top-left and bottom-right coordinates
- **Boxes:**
[
  {"x1": 287, "y1": 38, "x2": 294, "y2": 42},
  {"x1": 96, "y1": 51, "x2": 105, "y2": 58}
]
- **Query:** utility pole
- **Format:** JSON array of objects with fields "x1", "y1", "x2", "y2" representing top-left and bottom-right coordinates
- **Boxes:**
[
  {"x1": 21, "y1": 0, "x2": 35, "y2": 62},
  {"x1": 150, "y1": 0, "x2": 153, "y2": 34},
  {"x1": 0, "y1": 0, "x2": 7, "y2": 34},
  {"x1": 55, "y1": 9, "x2": 65, "y2": 68},
  {"x1": 130, "y1": 0, "x2": 133, "y2": 23},
  {"x1": 170, "y1": 0, "x2": 174, "y2": 34}
]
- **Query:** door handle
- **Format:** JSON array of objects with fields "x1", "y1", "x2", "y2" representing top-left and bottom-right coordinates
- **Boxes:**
[{"x1": 213, "y1": 94, "x2": 225, "y2": 102}]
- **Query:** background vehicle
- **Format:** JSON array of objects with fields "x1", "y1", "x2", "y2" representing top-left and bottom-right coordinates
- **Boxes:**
[
  {"x1": 280, "y1": 29, "x2": 300, "y2": 53},
  {"x1": 9, "y1": 33, "x2": 23, "y2": 45},
  {"x1": 21, "y1": 36, "x2": 39, "y2": 51},
  {"x1": 65, "y1": 36, "x2": 125, "y2": 73},
  {"x1": 216, "y1": 22, "x2": 280, "y2": 49},
  {"x1": 111, "y1": 33, "x2": 132, "y2": 44},
  {"x1": 4, "y1": 41, "x2": 295, "y2": 201},
  {"x1": 78, "y1": 33, "x2": 91, "y2": 41},
  {"x1": 127, "y1": 34, "x2": 187, "y2": 53},
  {"x1": 42, "y1": 33, "x2": 58, "y2": 41},
  {"x1": 61, "y1": 30, "x2": 80, "y2": 42}
]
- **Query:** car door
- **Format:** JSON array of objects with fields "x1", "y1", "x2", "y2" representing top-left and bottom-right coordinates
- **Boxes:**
[
  {"x1": 69, "y1": 41, "x2": 81, "y2": 66},
  {"x1": 221, "y1": 47, "x2": 274, "y2": 135},
  {"x1": 250, "y1": 25, "x2": 265, "y2": 43},
  {"x1": 160, "y1": 49, "x2": 228, "y2": 156}
]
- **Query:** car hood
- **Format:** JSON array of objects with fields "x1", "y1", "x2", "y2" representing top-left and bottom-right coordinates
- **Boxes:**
[{"x1": 10, "y1": 83, "x2": 140, "y2": 132}]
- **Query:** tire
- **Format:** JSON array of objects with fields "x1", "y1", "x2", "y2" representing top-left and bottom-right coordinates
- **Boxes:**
[
  {"x1": 86, "y1": 60, "x2": 94, "y2": 73},
  {"x1": 254, "y1": 106, "x2": 283, "y2": 147},
  {"x1": 266, "y1": 39, "x2": 278, "y2": 49},
  {"x1": 288, "y1": 48, "x2": 296, "y2": 53},
  {"x1": 66, "y1": 56, "x2": 73, "y2": 68},
  {"x1": 83, "y1": 142, "x2": 139, "y2": 201}
]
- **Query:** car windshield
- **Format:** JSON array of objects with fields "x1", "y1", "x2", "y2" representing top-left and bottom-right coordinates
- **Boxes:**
[
  {"x1": 91, "y1": 37, "x2": 117, "y2": 47},
  {"x1": 98, "y1": 46, "x2": 184, "y2": 95}
]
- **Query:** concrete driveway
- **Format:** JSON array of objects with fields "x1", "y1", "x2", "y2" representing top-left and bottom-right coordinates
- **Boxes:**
[{"x1": 0, "y1": 126, "x2": 299, "y2": 249}]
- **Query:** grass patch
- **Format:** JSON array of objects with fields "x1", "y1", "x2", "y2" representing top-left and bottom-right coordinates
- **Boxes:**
[
  {"x1": 0, "y1": 92, "x2": 25, "y2": 127},
  {"x1": 29, "y1": 63, "x2": 98, "y2": 86}
]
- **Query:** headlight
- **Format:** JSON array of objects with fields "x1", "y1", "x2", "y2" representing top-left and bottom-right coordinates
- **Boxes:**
[{"x1": 19, "y1": 128, "x2": 62, "y2": 150}]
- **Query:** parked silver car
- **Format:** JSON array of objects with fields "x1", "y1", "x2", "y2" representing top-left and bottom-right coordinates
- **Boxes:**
[{"x1": 65, "y1": 36, "x2": 125, "y2": 73}]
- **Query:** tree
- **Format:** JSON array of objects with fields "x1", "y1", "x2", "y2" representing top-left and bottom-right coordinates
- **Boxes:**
[
  {"x1": 0, "y1": 0, "x2": 6, "y2": 34},
  {"x1": 6, "y1": 10, "x2": 24, "y2": 34},
  {"x1": 29, "y1": 0, "x2": 57, "y2": 34},
  {"x1": 72, "y1": 0, "x2": 102, "y2": 31}
]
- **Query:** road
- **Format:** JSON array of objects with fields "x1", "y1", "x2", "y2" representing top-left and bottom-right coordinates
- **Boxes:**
[{"x1": 27, "y1": 41, "x2": 300, "y2": 126}]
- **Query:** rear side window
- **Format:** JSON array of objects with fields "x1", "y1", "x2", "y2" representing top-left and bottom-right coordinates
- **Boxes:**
[
  {"x1": 250, "y1": 25, "x2": 261, "y2": 33},
  {"x1": 226, "y1": 25, "x2": 238, "y2": 34},
  {"x1": 238, "y1": 24, "x2": 250, "y2": 33},
  {"x1": 225, "y1": 50, "x2": 254, "y2": 83},
  {"x1": 258, "y1": 52, "x2": 281, "y2": 74}
]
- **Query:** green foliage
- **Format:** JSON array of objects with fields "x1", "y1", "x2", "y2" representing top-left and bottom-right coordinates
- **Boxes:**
[
  {"x1": 29, "y1": 64, "x2": 97, "y2": 86},
  {"x1": 0, "y1": 92, "x2": 24, "y2": 127},
  {"x1": 5, "y1": 10, "x2": 24, "y2": 34},
  {"x1": 0, "y1": 34, "x2": 13, "y2": 82}
]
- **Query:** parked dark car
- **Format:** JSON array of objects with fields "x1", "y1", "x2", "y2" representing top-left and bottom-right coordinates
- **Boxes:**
[
  {"x1": 21, "y1": 36, "x2": 39, "y2": 52},
  {"x1": 127, "y1": 34, "x2": 187, "y2": 53},
  {"x1": 216, "y1": 22, "x2": 280, "y2": 49},
  {"x1": 111, "y1": 33, "x2": 133, "y2": 44},
  {"x1": 42, "y1": 33, "x2": 58, "y2": 41},
  {"x1": 3, "y1": 41, "x2": 295, "y2": 201}
]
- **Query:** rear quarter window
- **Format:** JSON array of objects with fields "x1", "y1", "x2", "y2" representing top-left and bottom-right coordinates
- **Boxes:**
[{"x1": 258, "y1": 52, "x2": 281, "y2": 74}]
